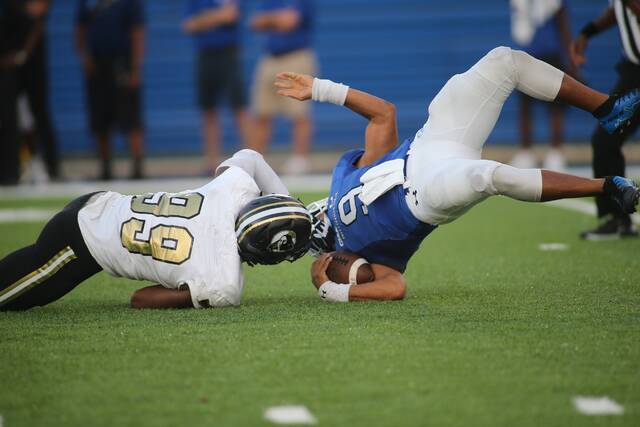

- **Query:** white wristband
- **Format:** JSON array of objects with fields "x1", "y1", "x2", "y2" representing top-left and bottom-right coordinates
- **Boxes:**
[
  {"x1": 311, "y1": 78, "x2": 349, "y2": 105},
  {"x1": 318, "y1": 281, "x2": 351, "y2": 303}
]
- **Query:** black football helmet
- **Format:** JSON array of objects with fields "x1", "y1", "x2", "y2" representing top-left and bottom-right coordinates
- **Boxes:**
[
  {"x1": 306, "y1": 198, "x2": 335, "y2": 257},
  {"x1": 235, "y1": 194, "x2": 312, "y2": 266}
]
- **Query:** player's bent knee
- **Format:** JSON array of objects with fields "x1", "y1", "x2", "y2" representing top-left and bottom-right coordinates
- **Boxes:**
[
  {"x1": 487, "y1": 46, "x2": 513, "y2": 59},
  {"x1": 234, "y1": 149, "x2": 263, "y2": 160}
]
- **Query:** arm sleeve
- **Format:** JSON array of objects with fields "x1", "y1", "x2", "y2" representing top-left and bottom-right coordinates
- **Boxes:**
[
  {"x1": 188, "y1": 284, "x2": 239, "y2": 308},
  {"x1": 217, "y1": 149, "x2": 289, "y2": 195}
]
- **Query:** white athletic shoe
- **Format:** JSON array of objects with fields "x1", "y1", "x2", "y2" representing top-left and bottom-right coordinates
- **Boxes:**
[
  {"x1": 542, "y1": 148, "x2": 567, "y2": 172},
  {"x1": 283, "y1": 155, "x2": 311, "y2": 175},
  {"x1": 20, "y1": 155, "x2": 50, "y2": 185},
  {"x1": 509, "y1": 149, "x2": 537, "y2": 169}
]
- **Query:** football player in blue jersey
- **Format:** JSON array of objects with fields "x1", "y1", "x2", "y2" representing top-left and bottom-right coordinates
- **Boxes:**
[{"x1": 275, "y1": 46, "x2": 640, "y2": 303}]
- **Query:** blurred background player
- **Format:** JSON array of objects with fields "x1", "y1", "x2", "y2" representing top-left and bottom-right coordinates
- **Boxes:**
[
  {"x1": 75, "y1": 0, "x2": 145, "y2": 180},
  {"x1": 509, "y1": 0, "x2": 574, "y2": 171},
  {"x1": 183, "y1": 0, "x2": 251, "y2": 174},
  {"x1": 250, "y1": 0, "x2": 317, "y2": 175},
  {"x1": 16, "y1": 0, "x2": 60, "y2": 183},
  {"x1": 572, "y1": 0, "x2": 640, "y2": 240},
  {"x1": 1, "y1": 0, "x2": 59, "y2": 185},
  {"x1": 0, "y1": 0, "x2": 23, "y2": 185}
]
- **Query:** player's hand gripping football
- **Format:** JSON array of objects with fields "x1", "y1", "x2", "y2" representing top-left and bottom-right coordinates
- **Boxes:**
[
  {"x1": 274, "y1": 72, "x2": 313, "y2": 101},
  {"x1": 310, "y1": 252, "x2": 332, "y2": 289}
]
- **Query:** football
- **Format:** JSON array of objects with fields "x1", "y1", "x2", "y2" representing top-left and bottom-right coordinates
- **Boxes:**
[{"x1": 326, "y1": 251, "x2": 375, "y2": 285}]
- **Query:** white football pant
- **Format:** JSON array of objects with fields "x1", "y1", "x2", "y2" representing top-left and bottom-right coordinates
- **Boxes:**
[{"x1": 405, "y1": 46, "x2": 564, "y2": 224}]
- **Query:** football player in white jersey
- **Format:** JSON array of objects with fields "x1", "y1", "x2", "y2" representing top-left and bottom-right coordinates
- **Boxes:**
[{"x1": 0, "y1": 150, "x2": 312, "y2": 310}]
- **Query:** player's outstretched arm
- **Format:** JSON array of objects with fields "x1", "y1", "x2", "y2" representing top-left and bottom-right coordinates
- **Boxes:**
[
  {"x1": 216, "y1": 149, "x2": 288, "y2": 195},
  {"x1": 311, "y1": 255, "x2": 406, "y2": 301},
  {"x1": 130, "y1": 285, "x2": 193, "y2": 309},
  {"x1": 348, "y1": 264, "x2": 406, "y2": 301},
  {"x1": 275, "y1": 72, "x2": 398, "y2": 167}
]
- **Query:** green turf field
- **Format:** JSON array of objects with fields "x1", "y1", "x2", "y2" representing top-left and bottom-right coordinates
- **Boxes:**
[{"x1": 1, "y1": 194, "x2": 638, "y2": 427}]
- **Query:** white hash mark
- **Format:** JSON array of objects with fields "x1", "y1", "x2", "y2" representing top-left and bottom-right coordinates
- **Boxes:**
[
  {"x1": 264, "y1": 405, "x2": 317, "y2": 424},
  {"x1": 538, "y1": 243, "x2": 569, "y2": 251},
  {"x1": 573, "y1": 396, "x2": 624, "y2": 415}
]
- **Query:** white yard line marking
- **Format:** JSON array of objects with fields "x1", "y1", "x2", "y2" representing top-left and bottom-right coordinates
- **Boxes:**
[
  {"x1": 538, "y1": 243, "x2": 569, "y2": 251},
  {"x1": 0, "y1": 208, "x2": 57, "y2": 223},
  {"x1": 0, "y1": 174, "x2": 332, "y2": 199},
  {"x1": 547, "y1": 199, "x2": 640, "y2": 225},
  {"x1": 264, "y1": 405, "x2": 317, "y2": 425},
  {"x1": 573, "y1": 396, "x2": 624, "y2": 415}
]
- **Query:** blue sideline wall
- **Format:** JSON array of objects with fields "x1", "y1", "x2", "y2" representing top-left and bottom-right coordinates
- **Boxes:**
[{"x1": 48, "y1": 0, "x2": 622, "y2": 156}]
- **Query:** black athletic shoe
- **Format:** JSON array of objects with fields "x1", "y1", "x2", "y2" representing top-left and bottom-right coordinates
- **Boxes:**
[
  {"x1": 603, "y1": 176, "x2": 640, "y2": 214},
  {"x1": 619, "y1": 217, "x2": 639, "y2": 239},
  {"x1": 580, "y1": 216, "x2": 639, "y2": 241}
]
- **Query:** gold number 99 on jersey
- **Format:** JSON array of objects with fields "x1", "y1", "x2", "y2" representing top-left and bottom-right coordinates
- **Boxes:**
[{"x1": 120, "y1": 192, "x2": 204, "y2": 264}]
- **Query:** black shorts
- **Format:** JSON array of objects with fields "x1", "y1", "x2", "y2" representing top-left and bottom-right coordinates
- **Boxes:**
[
  {"x1": 197, "y1": 47, "x2": 247, "y2": 110},
  {"x1": 87, "y1": 57, "x2": 142, "y2": 134},
  {"x1": 0, "y1": 193, "x2": 104, "y2": 311}
]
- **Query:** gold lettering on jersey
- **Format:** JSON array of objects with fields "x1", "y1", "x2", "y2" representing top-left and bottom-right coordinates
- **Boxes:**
[
  {"x1": 131, "y1": 192, "x2": 204, "y2": 219},
  {"x1": 120, "y1": 219, "x2": 194, "y2": 265},
  {"x1": 121, "y1": 218, "x2": 148, "y2": 255},
  {"x1": 149, "y1": 225, "x2": 193, "y2": 264}
]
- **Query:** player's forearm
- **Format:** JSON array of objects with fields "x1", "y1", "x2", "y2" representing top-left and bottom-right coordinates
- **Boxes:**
[
  {"x1": 589, "y1": 7, "x2": 617, "y2": 34},
  {"x1": 244, "y1": 157, "x2": 288, "y2": 195},
  {"x1": 348, "y1": 276, "x2": 406, "y2": 301},
  {"x1": 344, "y1": 88, "x2": 396, "y2": 123},
  {"x1": 217, "y1": 150, "x2": 288, "y2": 195},
  {"x1": 130, "y1": 285, "x2": 193, "y2": 309}
]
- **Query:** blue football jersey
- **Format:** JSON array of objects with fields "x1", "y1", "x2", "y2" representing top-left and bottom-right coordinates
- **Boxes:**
[{"x1": 326, "y1": 139, "x2": 437, "y2": 272}]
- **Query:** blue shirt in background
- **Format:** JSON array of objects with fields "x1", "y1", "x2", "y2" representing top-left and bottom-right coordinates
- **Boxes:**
[
  {"x1": 76, "y1": 0, "x2": 144, "y2": 58},
  {"x1": 184, "y1": 0, "x2": 240, "y2": 50},
  {"x1": 327, "y1": 139, "x2": 437, "y2": 273},
  {"x1": 522, "y1": 16, "x2": 562, "y2": 57},
  {"x1": 258, "y1": 0, "x2": 313, "y2": 55}
]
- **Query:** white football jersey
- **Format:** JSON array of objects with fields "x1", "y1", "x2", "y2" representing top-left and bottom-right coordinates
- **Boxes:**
[{"x1": 77, "y1": 167, "x2": 260, "y2": 308}]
